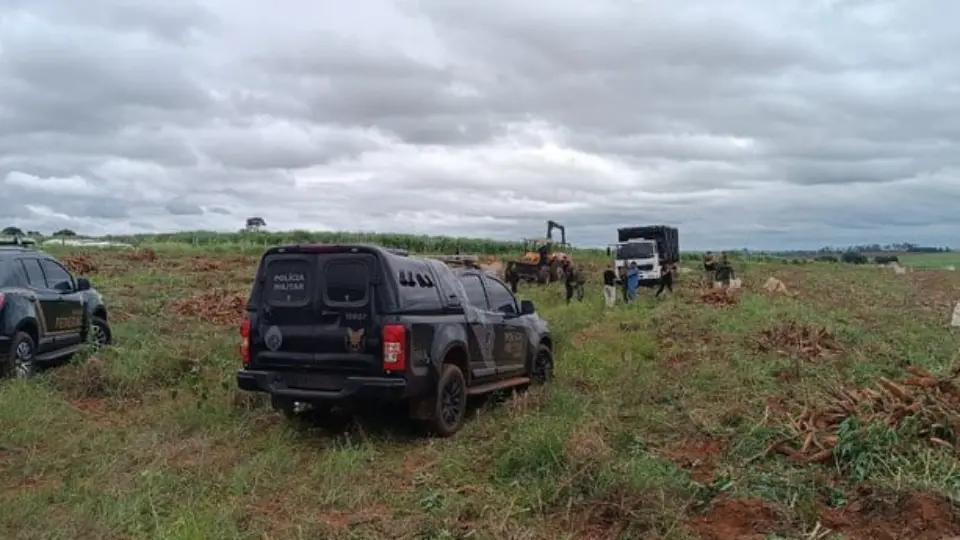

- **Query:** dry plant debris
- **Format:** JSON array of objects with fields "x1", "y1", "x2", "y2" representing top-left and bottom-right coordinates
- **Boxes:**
[
  {"x1": 170, "y1": 289, "x2": 246, "y2": 325},
  {"x1": 191, "y1": 259, "x2": 230, "y2": 273},
  {"x1": 755, "y1": 321, "x2": 841, "y2": 361},
  {"x1": 118, "y1": 248, "x2": 158, "y2": 262},
  {"x1": 61, "y1": 253, "x2": 98, "y2": 275},
  {"x1": 772, "y1": 366, "x2": 960, "y2": 463},
  {"x1": 700, "y1": 287, "x2": 740, "y2": 306}
]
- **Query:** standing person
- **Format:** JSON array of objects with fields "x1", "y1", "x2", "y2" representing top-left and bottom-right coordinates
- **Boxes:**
[
  {"x1": 619, "y1": 266, "x2": 630, "y2": 303},
  {"x1": 537, "y1": 243, "x2": 550, "y2": 268},
  {"x1": 562, "y1": 259, "x2": 581, "y2": 304},
  {"x1": 715, "y1": 252, "x2": 736, "y2": 287},
  {"x1": 656, "y1": 259, "x2": 675, "y2": 298},
  {"x1": 703, "y1": 251, "x2": 716, "y2": 286},
  {"x1": 505, "y1": 261, "x2": 520, "y2": 294},
  {"x1": 602, "y1": 265, "x2": 617, "y2": 308},
  {"x1": 626, "y1": 262, "x2": 640, "y2": 302}
]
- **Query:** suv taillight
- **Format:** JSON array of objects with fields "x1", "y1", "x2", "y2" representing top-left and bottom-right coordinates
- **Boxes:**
[
  {"x1": 239, "y1": 317, "x2": 251, "y2": 366},
  {"x1": 0, "y1": 293, "x2": 5, "y2": 310},
  {"x1": 382, "y1": 324, "x2": 406, "y2": 372}
]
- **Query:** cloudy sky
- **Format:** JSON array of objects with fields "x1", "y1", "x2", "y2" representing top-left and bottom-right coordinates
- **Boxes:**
[{"x1": 1, "y1": 0, "x2": 958, "y2": 249}]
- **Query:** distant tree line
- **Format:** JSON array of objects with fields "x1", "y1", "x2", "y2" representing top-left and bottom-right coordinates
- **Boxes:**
[{"x1": 2, "y1": 226, "x2": 74, "y2": 237}]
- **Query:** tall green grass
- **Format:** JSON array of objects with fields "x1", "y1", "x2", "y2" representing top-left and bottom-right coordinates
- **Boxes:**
[{"x1": 98, "y1": 230, "x2": 608, "y2": 256}]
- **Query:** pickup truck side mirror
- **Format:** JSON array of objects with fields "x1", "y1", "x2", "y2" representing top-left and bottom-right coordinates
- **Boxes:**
[
  {"x1": 76, "y1": 278, "x2": 91, "y2": 291},
  {"x1": 520, "y1": 299, "x2": 536, "y2": 315},
  {"x1": 606, "y1": 247, "x2": 611, "y2": 256}
]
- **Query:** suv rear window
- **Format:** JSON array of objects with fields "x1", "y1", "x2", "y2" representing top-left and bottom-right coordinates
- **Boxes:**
[
  {"x1": 324, "y1": 259, "x2": 368, "y2": 304},
  {"x1": 265, "y1": 258, "x2": 311, "y2": 305}
]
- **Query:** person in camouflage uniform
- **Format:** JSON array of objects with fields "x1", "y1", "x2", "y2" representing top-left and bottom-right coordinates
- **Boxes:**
[
  {"x1": 703, "y1": 251, "x2": 716, "y2": 286},
  {"x1": 714, "y1": 252, "x2": 736, "y2": 287}
]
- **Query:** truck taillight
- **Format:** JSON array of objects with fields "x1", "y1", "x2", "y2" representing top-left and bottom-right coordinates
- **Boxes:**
[
  {"x1": 239, "y1": 318, "x2": 251, "y2": 366},
  {"x1": 382, "y1": 324, "x2": 406, "y2": 372}
]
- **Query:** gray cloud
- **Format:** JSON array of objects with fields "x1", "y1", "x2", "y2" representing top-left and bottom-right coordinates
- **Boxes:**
[
  {"x1": 164, "y1": 199, "x2": 204, "y2": 216},
  {"x1": 1, "y1": 0, "x2": 958, "y2": 248}
]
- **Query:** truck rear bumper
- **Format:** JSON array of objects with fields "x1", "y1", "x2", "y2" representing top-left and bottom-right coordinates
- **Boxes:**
[{"x1": 237, "y1": 369, "x2": 427, "y2": 402}]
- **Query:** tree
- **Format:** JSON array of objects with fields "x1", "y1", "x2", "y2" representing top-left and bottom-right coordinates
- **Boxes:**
[
  {"x1": 52, "y1": 229, "x2": 77, "y2": 237},
  {"x1": 841, "y1": 251, "x2": 868, "y2": 265},
  {"x1": 1, "y1": 226, "x2": 24, "y2": 236},
  {"x1": 245, "y1": 217, "x2": 266, "y2": 232}
]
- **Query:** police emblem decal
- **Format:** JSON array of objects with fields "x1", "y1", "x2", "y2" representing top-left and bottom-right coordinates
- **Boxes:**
[
  {"x1": 264, "y1": 325, "x2": 283, "y2": 351},
  {"x1": 345, "y1": 327, "x2": 365, "y2": 353}
]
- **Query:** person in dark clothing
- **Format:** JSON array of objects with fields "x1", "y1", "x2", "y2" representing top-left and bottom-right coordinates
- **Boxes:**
[
  {"x1": 602, "y1": 266, "x2": 617, "y2": 307},
  {"x1": 537, "y1": 243, "x2": 550, "y2": 267},
  {"x1": 714, "y1": 252, "x2": 735, "y2": 286},
  {"x1": 656, "y1": 259, "x2": 675, "y2": 298},
  {"x1": 562, "y1": 260, "x2": 582, "y2": 304},
  {"x1": 619, "y1": 266, "x2": 630, "y2": 302},
  {"x1": 505, "y1": 261, "x2": 520, "y2": 293}
]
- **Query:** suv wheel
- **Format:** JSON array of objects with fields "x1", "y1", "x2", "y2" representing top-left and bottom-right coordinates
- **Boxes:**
[
  {"x1": 423, "y1": 364, "x2": 467, "y2": 437},
  {"x1": 89, "y1": 317, "x2": 112, "y2": 350},
  {"x1": 3, "y1": 332, "x2": 37, "y2": 380},
  {"x1": 531, "y1": 344, "x2": 554, "y2": 385}
]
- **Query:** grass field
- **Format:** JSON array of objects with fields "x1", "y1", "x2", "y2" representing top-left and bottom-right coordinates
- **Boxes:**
[
  {"x1": 3, "y1": 245, "x2": 960, "y2": 539},
  {"x1": 897, "y1": 252, "x2": 960, "y2": 269}
]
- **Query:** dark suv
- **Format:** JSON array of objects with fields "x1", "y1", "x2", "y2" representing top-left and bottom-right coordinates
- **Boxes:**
[
  {"x1": 0, "y1": 240, "x2": 112, "y2": 379},
  {"x1": 236, "y1": 244, "x2": 554, "y2": 436}
]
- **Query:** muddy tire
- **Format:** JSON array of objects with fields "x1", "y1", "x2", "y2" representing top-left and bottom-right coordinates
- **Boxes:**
[
  {"x1": 2, "y1": 332, "x2": 37, "y2": 380},
  {"x1": 537, "y1": 266, "x2": 550, "y2": 284},
  {"x1": 551, "y1": 262, "x2": 565, "y2": 282},
  {"x1": 530, "y1": 344, "x2": 554, "y2": 385},
  {"x1": 421, "y1": 364, "x2": 467, "y2": 437},
  {"x1": 89, "y1": 316, "x2": 112, "y2": 349}
]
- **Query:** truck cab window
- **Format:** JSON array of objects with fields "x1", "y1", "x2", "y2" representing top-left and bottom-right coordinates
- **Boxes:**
[
  {"x1": 40, "y1": 259, "x2": 74, "y2": 291},
  {"x1": 616, "y1": 243, "x2": 655, "y2": 259},
  {"x1": 459, "y1": 275, "x2": 489, "y2": 309},
  {"x1": 20, "y1": 258, "x2": 46, "y2": 288},
  {"x1": 482, "y1": 277, "x2": 517, "y2": 314}
]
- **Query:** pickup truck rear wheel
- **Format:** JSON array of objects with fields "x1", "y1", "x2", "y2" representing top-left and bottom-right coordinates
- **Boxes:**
[{"x1": 422, "y1": 364, "x2": 467, "y2": 437}]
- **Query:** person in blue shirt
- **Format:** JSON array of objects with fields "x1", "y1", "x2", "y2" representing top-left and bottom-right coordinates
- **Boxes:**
[{"x1": 626, "y1": 262, "x2": 640, "y2": 301}]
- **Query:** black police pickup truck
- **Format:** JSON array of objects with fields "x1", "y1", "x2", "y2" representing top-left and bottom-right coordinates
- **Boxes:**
[
  {"x1": 237, "y1": 244, "x2": 554, "y2": 436},
  {"x1": 0, "y1": 239, "x2": 112, "y2": 379}
]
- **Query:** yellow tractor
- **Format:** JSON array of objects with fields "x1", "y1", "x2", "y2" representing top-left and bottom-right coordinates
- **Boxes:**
[{"x1": 511, "y1": 220, "x2": 572, "y2": 283}]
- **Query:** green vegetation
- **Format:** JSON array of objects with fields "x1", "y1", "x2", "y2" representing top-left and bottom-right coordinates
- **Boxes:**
[
  {"x1": 2, "y1": 237, "x2": 960, "y2": 539},
  {"x1": 102, "y1": 230, "x2": 585, "y2": 255}
]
